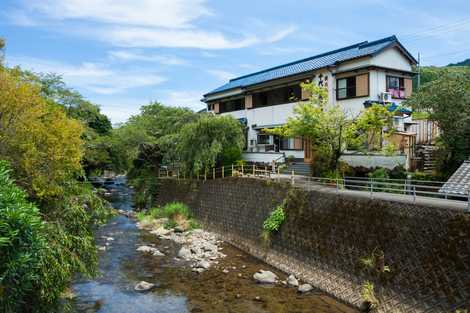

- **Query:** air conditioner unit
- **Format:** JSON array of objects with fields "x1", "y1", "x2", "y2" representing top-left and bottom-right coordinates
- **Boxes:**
[{"x1": 380, "y1": 92, "x2": 391, "y2": 102}]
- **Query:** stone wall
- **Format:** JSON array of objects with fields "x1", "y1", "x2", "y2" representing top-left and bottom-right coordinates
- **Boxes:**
[{"x1": 154, "y1": 177, "x2": 470, "y2": 313}]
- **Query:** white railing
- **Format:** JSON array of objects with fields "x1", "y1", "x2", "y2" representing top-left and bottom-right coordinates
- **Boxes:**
[{"x1": 158, "y1": 165, "x2": 470, "y2": 212}]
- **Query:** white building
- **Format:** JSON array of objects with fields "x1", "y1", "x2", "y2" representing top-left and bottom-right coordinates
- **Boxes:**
[{"x1": 202, "y1": 35, "x2": 417, "y2": 165}]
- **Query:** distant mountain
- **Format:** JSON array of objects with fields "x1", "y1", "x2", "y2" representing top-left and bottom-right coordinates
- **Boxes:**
[{"x1": 448, "y1": 58, "x2": 470, "y2": 67}]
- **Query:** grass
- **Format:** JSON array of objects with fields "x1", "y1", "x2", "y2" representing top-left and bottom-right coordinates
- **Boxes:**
[{"x1": 137, "y1": 202, "x2": 200, "y2": 231}]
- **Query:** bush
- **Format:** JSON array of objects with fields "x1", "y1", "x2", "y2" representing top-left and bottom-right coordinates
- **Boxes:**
[
  {"x1": 263, "y1": 205, "x2": 286, "y2": 233},
  {"x1": 162, "y1": 202, "x2": 190, "y2": 219},
  {"x1": 0, "y1": 161, "x2": 109, "y2": 313},
  {"x1": 0, "y1": 161, "x2": 46, "y2": 312}
]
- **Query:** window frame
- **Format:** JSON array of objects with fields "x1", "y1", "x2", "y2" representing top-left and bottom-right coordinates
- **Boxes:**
[
  {"x1": 336, "y1": 75, "x2": 357, "y2": 100},
  {"x1": 386, "y1": 75, "x2": 406, "y2": 99}
]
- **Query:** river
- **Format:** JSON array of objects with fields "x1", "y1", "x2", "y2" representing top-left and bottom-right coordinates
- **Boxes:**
[{"x1": 71, "y1": 178, "x2": 357, "y2": 313}]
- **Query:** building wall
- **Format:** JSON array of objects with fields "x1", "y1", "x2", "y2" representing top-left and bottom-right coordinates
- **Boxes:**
[
  {"x1": 371, "y1": 47, "x2": 414, "y2": 72},
  {"x1": 155, "y1": 177, "x2": 470, "y2": 313},
  {"x1": 216, "y1": 47, "x2": 415, "y2": 162}
]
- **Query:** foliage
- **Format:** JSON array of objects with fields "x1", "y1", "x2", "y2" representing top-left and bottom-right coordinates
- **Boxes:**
[
  {"x1": 266, "y1": 83, "x2": 356, "y2": 175},
  {"x1": 263, "y1": 205, "x2": 286, "y2": 233},
  {"x1": 0, "y1": 162, "x2": 107, "y2": 313},
  {"x1": 0, "y1": 161, "x2": 46, "y2": 312},
  {"x1": 414, "y1": 65, "x2": 470, "y2": 89},
  {"x1": 359, "y1": 248, "x2": 391, "y2": 275},
  {"x1": 177, "y1": 114, "x2": 245, "y2": 174},
  {"x1": 406, "y1": 70, "x2": 470, "y2": 177},
  {"x1": 361, "y1": 281, "x2": 379, "y2": 310},
  {"x1": 355, "y1": 104, "x2": 395, "y2": 151},
  {"x1": 162, "y1": 202, "x2": 190, "y2": 219},
  {"x1": 0, "y1": 66, "x2": 84, "y2": 198}
]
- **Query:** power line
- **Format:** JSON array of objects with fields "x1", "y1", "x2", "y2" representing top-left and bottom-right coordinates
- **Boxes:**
[{"x1": 400, "y1": 17, "x2": 470, "y2": 40}]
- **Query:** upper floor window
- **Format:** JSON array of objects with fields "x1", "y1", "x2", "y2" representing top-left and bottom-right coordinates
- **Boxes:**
[
  {"x1": 386, "y1": 76, "x2": 405, "y2": 99},
  {"x1": 336, "y1": 73, "x2": 369, "y2": 100},
  {"x1": 219, "y1": 98, "x2": 245, "y2": 113},
  {"x1": 252, "y1": 85, "x2": 301, "y2": 108}
]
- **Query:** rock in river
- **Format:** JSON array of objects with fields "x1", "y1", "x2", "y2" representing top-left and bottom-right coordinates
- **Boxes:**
[
  {"x1": 134, "y1": 281, "x2": 155, "y2": 292},
  {"x1": 136, "y1": 245, "x2": 165, "y2": 256},
  {"x1": 298, "y1": 284, "x2": 313, "y2": 293},
  {"x1": 287, "y1": 274, "x2": 299, "y2": 287},
  {"x1": 177, "y1": 246, "x2": 192, "y2": 260},
  {"x1": 253, "y1": 270, "x2": 278, "y2": 284}
]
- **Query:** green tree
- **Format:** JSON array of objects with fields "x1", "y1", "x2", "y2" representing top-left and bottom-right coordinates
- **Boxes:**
[
  {"x1": 0, "y1": 38, "x2": 5, "y2": 63},
  {"x1": 355, "y1": 103, "x2": 395, "y2": 151},
  {"x1": 177, "y1": 114, "x2": 245, "y2": 174},
  {"x1": 406, "y1": 71, "x2": 470, "y2": 176},
  {"x1": 267, "y1": 83, "x2": 356, "y2": 175},
  {"x1": 0, "y1": 67, "x2": 84, "y2": 198}
]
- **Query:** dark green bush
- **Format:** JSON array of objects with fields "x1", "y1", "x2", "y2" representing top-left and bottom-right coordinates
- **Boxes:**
[
  {"x1": 0, "y1": 161, "x2": 46, "y2": 312},
  {"x1": 0, "y1": 161, "x2": 108, "y2": 312}
]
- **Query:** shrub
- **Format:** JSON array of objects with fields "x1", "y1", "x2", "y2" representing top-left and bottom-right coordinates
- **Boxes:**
[
  {"x1": 0, "y1": 161, "x2": 46, "y2": 312},
  {"x1": 263, "y1": 205, "x2": 286, "y2": 233},
  {"x1": 162, "y1": 202, "x2": 190, "y2": 219},
  {"x1": 0, "y1": 161, "x2": 108, "y2": 312}
]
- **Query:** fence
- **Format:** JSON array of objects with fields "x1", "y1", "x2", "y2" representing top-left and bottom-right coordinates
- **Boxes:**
[{"x1": 158, "y1": 164, "x2": 470, "y2": 212}]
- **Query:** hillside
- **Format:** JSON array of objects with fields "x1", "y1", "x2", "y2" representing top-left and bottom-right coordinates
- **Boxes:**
[
  {"x1": 448, "y1": 58, "x2": 470, "y2": 66},
  {"x1": 413, "y1": 64, "x2": 470, "y2": 89}
]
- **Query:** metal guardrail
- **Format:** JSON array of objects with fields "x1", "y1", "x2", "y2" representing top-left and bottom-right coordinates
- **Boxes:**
[{"x1": 158, "y1": 165, "x2": 470, "y2": 212}]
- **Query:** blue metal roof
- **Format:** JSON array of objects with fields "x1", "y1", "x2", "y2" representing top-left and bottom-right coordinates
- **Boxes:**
[{"x1": 204, "y1": 35, "x2": 415, "y2": 97}]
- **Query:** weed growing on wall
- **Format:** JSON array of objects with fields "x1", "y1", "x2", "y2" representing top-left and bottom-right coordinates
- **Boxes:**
[
  {"x1": 263, "y1": 205, "x2": 286, "y2": 233},
  {"x1": 361, "y1": 281, "x2": 379, "y2": 311},
  {"x1": 261, "y1": 204, "x2": 286, "y2": 245}
]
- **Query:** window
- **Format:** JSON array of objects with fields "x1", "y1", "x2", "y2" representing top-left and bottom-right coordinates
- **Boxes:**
[
  {"x1": 219, "y1": 98, "x2": 245, "y2": 113},
  {"x1": 337, "y1": 76, "x2": 356, "y2": 99},
  {"x1": 252, "y1": 85, "x2": 302, "y2": 108},
  {"x1": 280, "y1": 137, "x2": 303, "y2": 150},
  {"x1": 386, "y1": 76, "x2": 405, "y2": 99},
  {"x1": 257, "y1": 134, "x2": 271, "y2": 145}
]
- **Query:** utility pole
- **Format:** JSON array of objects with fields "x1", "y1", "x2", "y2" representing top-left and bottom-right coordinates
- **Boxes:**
[{"x1": 417, "y1": 52, "x2": 421, "y2": 89}]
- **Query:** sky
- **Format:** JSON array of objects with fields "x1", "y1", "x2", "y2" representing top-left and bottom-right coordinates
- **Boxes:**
[{"x1": 1, "y1": 0, "x2": 470, "y2": 124}]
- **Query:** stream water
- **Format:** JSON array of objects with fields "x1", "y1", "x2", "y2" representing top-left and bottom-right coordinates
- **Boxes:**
[{"x1": 71, "y1": 178, "x2": 357, "y2": 313}]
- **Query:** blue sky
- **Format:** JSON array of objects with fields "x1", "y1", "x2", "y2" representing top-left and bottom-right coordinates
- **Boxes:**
[{"x1": 1, "y1": 0, "x2": 469, "y2": 123}]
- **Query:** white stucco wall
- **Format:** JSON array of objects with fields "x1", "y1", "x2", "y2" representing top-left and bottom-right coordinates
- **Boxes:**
[{"x1": 371, "y1": 47, "x2": 413, "y2": 72}]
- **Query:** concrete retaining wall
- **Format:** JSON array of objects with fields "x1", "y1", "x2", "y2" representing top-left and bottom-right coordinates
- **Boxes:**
[{"x1": 154, "y1": 177, "x2": 470, "y2": 313}]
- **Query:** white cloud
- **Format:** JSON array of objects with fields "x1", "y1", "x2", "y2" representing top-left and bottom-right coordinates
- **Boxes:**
[
  {"x1": 207, "y1": 69, "x2": 236, "y2": 82},
  {"x1": 13, "y1": 0, "x2": 294, "y2": 50},
  {"x1": 98, "y1": 26, "x2": 260, "y2": 49},
  {"x1": 28, "y1": 0, "x2": 211, "y2": 29},
  {"x1": 108, "y1": 50, "x2": 186, "y2": 65},
  {"x1": 265, "y1": 25, "x2": 297, "y2": 43},
  {"x1": 7, "y1": 56, "x2": 166, "y2": 95}
]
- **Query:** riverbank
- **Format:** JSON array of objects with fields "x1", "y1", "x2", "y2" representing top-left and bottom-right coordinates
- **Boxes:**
[{"x1": 71, "y1": 178, "x2": 357, "y2": 313}]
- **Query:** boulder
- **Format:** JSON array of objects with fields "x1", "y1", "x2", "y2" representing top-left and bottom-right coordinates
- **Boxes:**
[
  {"x1": 287, "y1": 274, "x2": 299, "y2": 287},
  {"x1": 253, "y1": 270, "x2": 278, "y2": 284},
  {"x1": 177, "y1": 246, "x2": 192, "y2": 260},
  {"x1": 150, "y1": 227, "x2": 171, "y2": 237},
  {"x1": 134, "y1": 281, "x2": 155, "y2": 292},
  {"x1": 136, "y1": 246, "x2": 165, "y2": 256},
  {"x1": 196, "y1": 260, "x2": 211, "y2": 269},
  {"x1": 298, "y1": 284, "x2": 313, "y2": 293}
]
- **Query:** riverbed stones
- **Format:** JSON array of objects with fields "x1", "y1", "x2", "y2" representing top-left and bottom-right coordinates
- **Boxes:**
[
  {"x1": 134, "y1": 281, "x2": 155, "y2": 292},
  {"x1": 253, "y1": 270, "x2": 278, "y2": 284},
  {"x1": 136, "y1": 245, "x2": 165, "y2": 256},
  {"x1": 298, "y1": 284, "x2": 313, "y2": 293},
  {"x1": 150, "y1": 227, "x2": 171, "y2": 237},
  {"x1": 287, "y1": 274, "x2": 299, "y2": 287},
  {"x1": 196, "y1": 260, "x2": 211, "y2": 269},
  {"x1": 177, "y1": 246, "x2": 192, "y2": 260}
]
